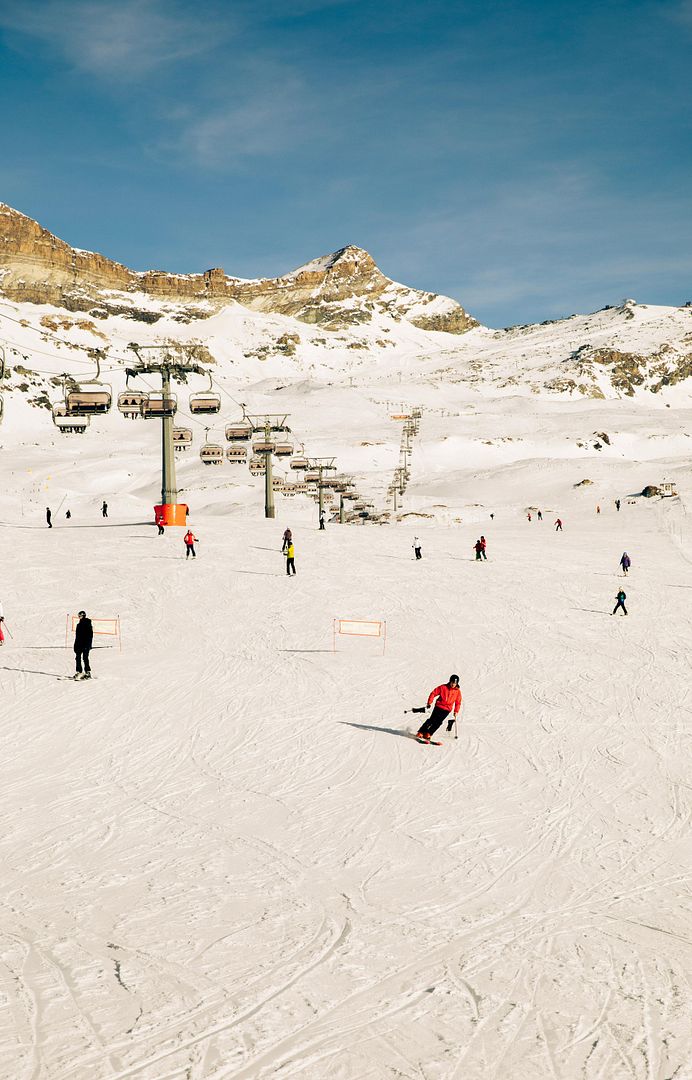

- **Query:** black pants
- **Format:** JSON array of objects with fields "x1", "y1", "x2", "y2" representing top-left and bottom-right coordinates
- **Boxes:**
[
  {"x1": 158, "y1": 524, "x2": 164, "y2": 535},
  {"x1": 186, "y1": 544, "x2": 195, "y2": 558},
  {"x1": 418, "y1": 705, "x2": 451, "y2": 737},
  {"x1": 612, "y1": 600, "x2": 627, "y2": 615},
  {"x1": 286, "y1": 558, "x2": 296, "y2": 575},
  {"x1": 480, "y1": 549, "x2": 487, "y2": 560},
  {"x1": 75, "y1": 648, "x2": 91, "y2": 674},
  {"x1": 319, "y1": 520, "x2": 325, "y2": 530},
  {"x1": 415, "y1": 547, "x2": 422, "y2": 559}
]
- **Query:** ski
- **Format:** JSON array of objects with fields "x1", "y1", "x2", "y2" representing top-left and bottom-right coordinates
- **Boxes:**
[{"x1": 413, "y1": 735, "x2": 443, "y2": 746}]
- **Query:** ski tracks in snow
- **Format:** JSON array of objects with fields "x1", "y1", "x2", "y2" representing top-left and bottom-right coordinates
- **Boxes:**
[{"x1": 1, "y1": 513, "x2": 691, "y2": 1077}]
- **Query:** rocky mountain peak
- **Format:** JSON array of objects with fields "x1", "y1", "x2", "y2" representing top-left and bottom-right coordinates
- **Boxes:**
[{"x1": 0, "y1": 203, "x2": 477, "y2": 335}]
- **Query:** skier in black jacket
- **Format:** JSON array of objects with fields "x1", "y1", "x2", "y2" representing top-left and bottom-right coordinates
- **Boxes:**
[{"x1": 74, "y1": 611, "x2": 94, "y2": 679}]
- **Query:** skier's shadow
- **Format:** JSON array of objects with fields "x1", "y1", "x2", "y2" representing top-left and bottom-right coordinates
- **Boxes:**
[
  {"x1": 339, "y1": 721, "x2": 411, "y2": 740},
  {"x1": 0, "y1": 666, "x2": 70, "y2": 679}
]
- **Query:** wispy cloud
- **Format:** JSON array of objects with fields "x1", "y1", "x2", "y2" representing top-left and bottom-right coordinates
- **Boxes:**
[
  {"x1": 672, "y1": 0, "x2": 692, "y2": 26},
  {"x1": 0, "y1": 0, "x2": 223, "y2": 79},
  {"x1": 155, "y1": 59, "x2": 324, "y2": 167}
]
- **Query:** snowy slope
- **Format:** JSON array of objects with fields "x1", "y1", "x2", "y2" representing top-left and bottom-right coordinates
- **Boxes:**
[{"x1": 0, "y1": 498, "x2": 690, "y2": 1079}]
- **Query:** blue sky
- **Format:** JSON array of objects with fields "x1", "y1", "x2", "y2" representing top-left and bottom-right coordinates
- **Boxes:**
[{"x1": 1, "y1": 0, "x2": 691, "y2": 327}]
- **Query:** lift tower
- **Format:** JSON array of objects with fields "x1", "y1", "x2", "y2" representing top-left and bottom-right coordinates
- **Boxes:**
[
  {"x1": 126, "y1": 344, "x2": 209, "y2": 526},
  {"x1": 246, "y1": 414, "x2": 291, "y2": 519},
  {"x1": 306, "y1": 458, "x2": 337, "y2": 517}
]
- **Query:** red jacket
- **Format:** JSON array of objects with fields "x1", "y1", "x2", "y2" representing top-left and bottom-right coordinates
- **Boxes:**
[
  {"x1": 184, "y1": 531, "x2": 197, "y2": 545},
  {"x1": 427, "y1": 683, "x2": 462, "y2": 715}
]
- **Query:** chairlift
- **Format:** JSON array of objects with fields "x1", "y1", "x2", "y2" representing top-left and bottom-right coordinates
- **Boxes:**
[
  {"x1": 65, "y1": 355, "x2": 112, "y2": 416},
  {"x1": 226, "y1": 446, "x2": 248, "y2": 464},
  {"x1": 173, "y1": 427, "x2": 193, "y2": 451},
  {"x1": 225, "y1": 421, "x2": 252, "y2": 442},
  {"x1": 118, "y1": 391, "x2": 149, "y2": 418},
  {"x1": 52, "y1": 401, "x2": 90, "y2": 434},
  {"x1": 274, "y1": 440, "x2": 294, "y2": 457},
  {"x1": 200, "y1": 442, "x2": 224, "y2": 465},
  {"x1": 189, "y1": 373, "x2": 221, "y2": 415},
  {"x1": 270, "y1": 421, "x2": 290, "y2": 433},
  {"x1": 252, "y1": 436, "x2": 276, "y2": 454},
  {"x1": 290, "y1": 454, "x2": 309, "y2": 470},
  {"x1": 304, "y1": 470, "x2": 320, "y2": 483},
  {"x1": 249, "y1": 455, "x2": 265, "y2": 476},
  {"x1": 292, "y1": 482, "x2": 310, "y2": 494},
  {"x1": 142, "y1": 393, "x2": 177, "y2": 419}
]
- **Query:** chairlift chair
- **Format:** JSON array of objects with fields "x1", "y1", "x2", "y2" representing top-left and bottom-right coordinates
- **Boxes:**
[
  {"x1": 225, "y1": 421, "x2": 252, "y2": 442},
  {"x1": 252, "y1": 437, "x2": 276, "y2": 454},
  {"x1": 67, "y1": 386, "x2": 112, "y2": 415},
  {"x1": 189, "y1": 373, "x2": 221, "y2": 415},
  {"x1": 142, "y1": 393, "x2": 177, "y2": 419},
  {"x1": 64, "y1": 355, "x2": 112, "y2": 416},
  {"x1": 248, "y1": 455, "x2": 265, "y2": 476},
  {"x1": 200, "y1": 442, "x2": 224, "y2": 465},
  {"x1": 52, "y1": 401, "x2": 89, "y2": 434},
  {"x1": 53, "y1": 403, "x2": 90, "y2": 434},
  {"x1": 274, "y1": 440, "x2": 294, "y2": 457},
  {"x1": 118, "y1": 391, "x2": 149, "y2": 418},
  {"x1": 173, "y1": 427, "x2": 193, "y2": 451},
  {"x1": 226, "y1": 446, "x2": 248, "y2": 464}
]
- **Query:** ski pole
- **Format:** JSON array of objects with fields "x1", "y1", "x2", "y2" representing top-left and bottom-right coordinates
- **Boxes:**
[{"x1": 1, "y1": 621, "x2": 12, "y2": 639}]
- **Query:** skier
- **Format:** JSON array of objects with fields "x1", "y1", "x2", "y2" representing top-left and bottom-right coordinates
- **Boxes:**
[
  {"x1": 620, "y1": 552, "x2": 631, "y2": 574},
  {"x1": 612, "y1": 589, "x2": 628, "y2": 616},
  {"x1": 474, "y1": 539, "x2": 483, "y2": 560},
  {"x1": 285, "y1": 538, "x2": 296, "y2": 575},
  {"x1": 66, "y1": 509, "x2": 71, "y2": 519},
  {"x1": 416, "y1": 675, "x2": 462, "y2": 742},
  {"x1": 490, "y1": 513, "x2": 494, "y2": 521},
  {"x1": 480, "y1": 535, "x2": 487, "y2": 560},
  {"x1": 46, "y1": 507, "x2": 52, "y2": 529},
  {"x1": 0, "y1": 599, "x2": 5, "y2": 646},
  {"x1": 555, "y1": 518, "x2": 563, "y2": 531},
  {"x1": 281, "y1": 528, "x2": 292, "y2": 553},
  {"x1": 527, "y1": 512, "x2": 532, "y2": 522},
  {"x1": 615, "y1": 498, "x2": 621, "y2": 511},
  {"x1": 319, "y1": 509, "x2": 326, "y2": 531},
  {"x1": 184, "y1": 529, "x2": 198, "y2": 558},
  {"x1": 537, "y1": 510, "x2": 543, "y2": 521},
  {"x1": 596, "y1": 505, "x2": 601, "y2": 515},
  {"x1": 413, "y1": 536, "x2": 422, "y2": 560},
  {"x1": 73, "y1": 610, "x2": 93, "y2": 679},
  {"x1": 102, "y1": 501, "x2": 108, "y2": 518}
]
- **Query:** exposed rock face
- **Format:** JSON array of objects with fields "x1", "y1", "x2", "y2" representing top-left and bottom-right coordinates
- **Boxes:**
[{"x1": 0, "y1": 203, "x2": 477, "y2": 334}]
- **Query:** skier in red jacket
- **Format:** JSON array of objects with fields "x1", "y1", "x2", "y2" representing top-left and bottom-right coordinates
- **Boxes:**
[
  {"x1": 184, "y1": 530, "x2": 198, "y2": 558},
  {"x1": 416, "y1": 676, "x2": 462, "y2": 742}
]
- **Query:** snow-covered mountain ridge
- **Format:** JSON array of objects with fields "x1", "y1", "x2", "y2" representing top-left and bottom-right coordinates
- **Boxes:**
[
  {"x1": 0, "y1": 202, "x2": 476, "y2": 335},
  {"x1": 2, "y1": 203, "x2": 692, "y2": 402}
]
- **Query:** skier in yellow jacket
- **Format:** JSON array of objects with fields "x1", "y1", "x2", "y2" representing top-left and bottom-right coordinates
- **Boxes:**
[{"x1": 285, "y1": 540, "x2": 296, "y2": 576}]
